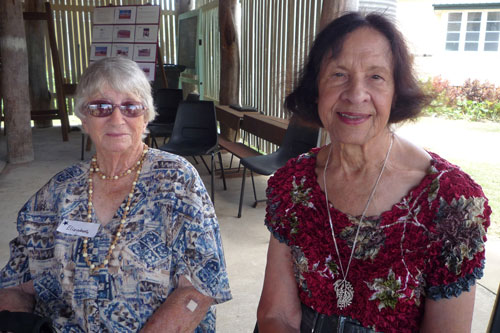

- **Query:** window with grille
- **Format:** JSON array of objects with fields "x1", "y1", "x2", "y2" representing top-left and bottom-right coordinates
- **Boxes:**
[
  {"x1": 465, "y1": 12, "x2": 481, "y2": 51},
  {"x1": 446, "y1": 12, "x2": 462, "y2": 51},
  {"x1": 485, "y1": 12, "x2": 500, "y2": 51},
  {"x1": 445, "y1": 10, "x2": 500, "y2": 52}
]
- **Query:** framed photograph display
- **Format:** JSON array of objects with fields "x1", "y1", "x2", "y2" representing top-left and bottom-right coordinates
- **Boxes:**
[
  {"x1": 135, "y1": 25, "x2": 158, "y2": 43},
  {"x1": 137, "y1": 62, "x2": 155, "y2": 81},
  {"x1": 136, "y1": 6, "x2": 161, "y2": 24},
  {"x1": 92, "y1": 25, "x2": 113, "y2": 43},
  {"x1": 90, "y1": 44, "x2": 112, "y2": 60},
  {"x1": 133, "y1": 44, "x2": 156, "y2": 62},
  {"x1": 112, "y1": 44, "x2": 134, "y2": 60},
  {"x1": 113, "y1": 25, "x2": 135, "y2": 43},
  {"x1": 93, "y1": 7, "x2": 115, "y2": 24},
  {"x1": 90, "y1": 5, "x2": 160, "y2": 81},
  {"x1": 114, "y1": 6, "x2": 137, "y2": 24}
]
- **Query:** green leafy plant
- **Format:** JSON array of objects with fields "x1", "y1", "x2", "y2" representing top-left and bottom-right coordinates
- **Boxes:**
[{"x1": 421, "y1": 77, "x2": 500, "y2": 122}]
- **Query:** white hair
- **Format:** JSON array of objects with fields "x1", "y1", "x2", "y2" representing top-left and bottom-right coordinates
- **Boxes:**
[{"x1": 74, "y1": 57, "x2": 156, "y2": 123}]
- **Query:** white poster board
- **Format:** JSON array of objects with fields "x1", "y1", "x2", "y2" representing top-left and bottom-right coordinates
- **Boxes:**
[{"x1": 90, "y1": 5, "x2": 161, "y2": 81}]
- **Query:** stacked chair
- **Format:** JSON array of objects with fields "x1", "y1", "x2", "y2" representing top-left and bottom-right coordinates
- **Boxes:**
[
  {"x1": 237, "y1": 121, "x2": 319, "y2": 217},
  {"x1": 159, "y1": 101, "x2": 226, "y2": 202},
  {"x1": 148, "y1": 88, "x2": 183, "y2": 148}
]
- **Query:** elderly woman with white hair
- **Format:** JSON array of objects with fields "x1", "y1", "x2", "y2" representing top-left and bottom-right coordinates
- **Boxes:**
[{"x1": 0, "y1": 57, "x2": 231, "y2": 332}]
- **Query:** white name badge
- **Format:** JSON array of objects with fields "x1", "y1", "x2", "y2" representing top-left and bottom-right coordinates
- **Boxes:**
[{"x1": 57, "y1": 220, "x2": 100, "y2": 238}]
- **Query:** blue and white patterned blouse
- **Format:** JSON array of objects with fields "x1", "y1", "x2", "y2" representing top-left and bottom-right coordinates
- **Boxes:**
[{"x1": 0, "y1": 148, "x2": 232, "y2": 332}]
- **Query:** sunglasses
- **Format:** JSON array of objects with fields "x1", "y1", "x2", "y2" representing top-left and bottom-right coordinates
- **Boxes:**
[{"x1": 86, "y1": 101, "x2": 146, "y2": 118}]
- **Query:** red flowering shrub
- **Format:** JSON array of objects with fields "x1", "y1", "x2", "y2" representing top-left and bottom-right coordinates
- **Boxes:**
[{"x1": 421, "y1": 76, "x2": 500, "y2": 121}]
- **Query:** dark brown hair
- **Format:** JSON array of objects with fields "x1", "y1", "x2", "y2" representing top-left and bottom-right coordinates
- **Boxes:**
[{"x1": 284, "y1": 12, "x2": 430, "y2": 127}]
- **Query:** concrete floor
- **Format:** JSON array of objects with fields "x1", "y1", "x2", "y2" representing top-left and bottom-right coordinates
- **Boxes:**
[{"x1": 0, "y1": 123, "x2": 498, "y2": 332}]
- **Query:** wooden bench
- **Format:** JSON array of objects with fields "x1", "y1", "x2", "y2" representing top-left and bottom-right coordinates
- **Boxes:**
[
  {"x1": 218, "y1": 136, "x2": 262, "y2": 160},
  {"x1": 215, "y1": 105, "x2": 290, "y2": 172},
  {"x1": 215, "y1": 105, "x2": 263, "y2": 164}
]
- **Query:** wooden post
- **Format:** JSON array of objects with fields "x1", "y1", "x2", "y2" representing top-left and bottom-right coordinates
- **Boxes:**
[
  {"x1": 320, "y1": 0, "x2": 359, "y2": 30},
  {"x1": 219, "y1": 0, "x2": 239, "y2": 141},
  {"x1": 0, "y1": 0, "x2": 34, "y2": 163},
  {"x1": 25, "y1": 0, "x2": 52, "y2": 128}
]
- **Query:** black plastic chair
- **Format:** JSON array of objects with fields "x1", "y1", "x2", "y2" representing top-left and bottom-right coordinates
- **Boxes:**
[
  {"x1": 148, "y1": 88, "x2": 183, "y2": 148},
  {"x1": 237, "y1": 122, "x2": 319, "y2": 217},
  {"x1": 158, "y1": 101, "x2": 226, "y2": 201},
  {"x1": 0, "y1": 310, "x2": 53, "y2": 332},
  {"x1": 488, "y1": 283, "x2": 500, "y2": 332}
]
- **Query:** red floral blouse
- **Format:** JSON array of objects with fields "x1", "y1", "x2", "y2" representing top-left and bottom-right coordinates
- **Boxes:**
[{"x1": 265, "y1": 148, "x2": 490, "y2": 332}]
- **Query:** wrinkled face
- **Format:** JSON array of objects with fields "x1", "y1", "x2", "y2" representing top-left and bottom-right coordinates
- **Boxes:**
[
  {"x1": 317, "y1": 27, "x2": 395, "y2": 146},
  {"x1": 81, "y1": 86, "x2": 147, "y2": 154}
]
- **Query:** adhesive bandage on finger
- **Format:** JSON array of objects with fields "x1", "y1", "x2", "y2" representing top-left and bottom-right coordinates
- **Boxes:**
[{"x1": 186, "y1": 299, "x2": 198, "y2": 312}]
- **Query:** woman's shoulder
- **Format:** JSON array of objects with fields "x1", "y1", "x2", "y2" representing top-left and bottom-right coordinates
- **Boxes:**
[
  {"x1": 52, "y1": 161, "x2": 89, "y2": 183},
  {"x1": 18, "y1": 161, "x2": 89, "y2": 218},
  {"x1": 424, "y1": 151, "x2": 490, "y2": 238},
  {"x1": 146, "y1": 148, "x2": 199, "y2": 178},
  {"x1": 269, "y1": 147, "x2": 319, "y2": 185},
  {"x1": 147, "y1": 148, "x2": 192, "y2": 166},
  {"x1": 427, "y1": 152, "x2": 486, "y2": 199},
  {"x1": 144, "y1": 148, "x2": 211, "y2": 212},
  {"x1": 35, "y1": 161, "x2": 89, "y2": 195}
]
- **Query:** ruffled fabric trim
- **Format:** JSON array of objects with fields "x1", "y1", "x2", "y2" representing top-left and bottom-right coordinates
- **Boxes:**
[{"x1": 426, "y1": 262, "x2": 484, "y2": 300}]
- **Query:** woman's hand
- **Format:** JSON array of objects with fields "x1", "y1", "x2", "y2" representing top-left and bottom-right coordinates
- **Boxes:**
[
  {"x1": 257, "y1": 236, "x2": 302, "y2": 333},
  {"x1": 140, "y1": 275, "x2": 213, "y2": 332},
  {"x1": 420, "y1": 285, "x2": 476, "y2": 333},
  {"x1": 0, "y1": 281, "x2": 36, "y2": 312}
]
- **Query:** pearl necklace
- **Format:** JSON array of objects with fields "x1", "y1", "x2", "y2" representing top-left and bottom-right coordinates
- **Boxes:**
[
  {"x1": 82, "y1": 145, "x2": 148, "y2": 273},
  {"x1": 323, "y1": 134, "x2": 393, "y2": 309},
  {"x1": 91, "y1": 157, "x2": 143, "y2": 180}
]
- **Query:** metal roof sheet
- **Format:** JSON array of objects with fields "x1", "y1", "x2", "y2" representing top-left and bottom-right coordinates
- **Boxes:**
[{"x1": 433, "y1": 1, "x2": 500, "y2": 10}]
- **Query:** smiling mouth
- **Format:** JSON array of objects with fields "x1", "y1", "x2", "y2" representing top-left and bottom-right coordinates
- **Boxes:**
[{"x1": 338, "y1": 112, "x2": 370, "y2": 120}]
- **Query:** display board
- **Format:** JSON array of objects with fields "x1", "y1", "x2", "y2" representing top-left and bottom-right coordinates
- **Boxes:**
[{"x1": 90, "y1": 5, "x2": 161, "y2": 81}]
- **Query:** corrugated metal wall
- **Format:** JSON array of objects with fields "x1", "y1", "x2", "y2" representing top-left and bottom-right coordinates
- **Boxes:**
[{"x1": 240, "y1": 0, "x2": 323, "y2": 152}]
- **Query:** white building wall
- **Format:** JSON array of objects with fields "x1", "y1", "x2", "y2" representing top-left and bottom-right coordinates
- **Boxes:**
[{"x1": 398, "y1": 0, "x2": 500, "y2": 85}]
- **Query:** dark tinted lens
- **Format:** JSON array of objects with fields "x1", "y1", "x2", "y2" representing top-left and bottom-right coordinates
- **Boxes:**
[
  {"x1": 119, "y1": 104, "x2": 145, "y2": 117},
  {"x1": 87, "y1": 103, "x2": 113, "y2": 117}
]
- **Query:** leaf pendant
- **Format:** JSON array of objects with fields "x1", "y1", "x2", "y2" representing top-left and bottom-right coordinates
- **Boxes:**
[{"x1": 334, "y1": 279, "x2": 354, "y2": 309}]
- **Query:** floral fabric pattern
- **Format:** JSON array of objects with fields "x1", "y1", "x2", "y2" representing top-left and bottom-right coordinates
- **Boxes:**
[
  {"x1": 265, "y1": 148, "x2": 490, "y2": 333},
  {"x1": 0, "y1": 149, "x2": 231, "y2": 332}
]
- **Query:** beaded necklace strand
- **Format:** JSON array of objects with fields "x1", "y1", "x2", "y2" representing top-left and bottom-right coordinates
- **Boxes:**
[{"x1": 82, "y1": 145, "x2": 148, "y2": 273}]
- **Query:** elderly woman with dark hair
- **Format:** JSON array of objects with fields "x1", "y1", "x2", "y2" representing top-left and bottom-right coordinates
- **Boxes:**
[
  {"x1": 257, "y1": 12, "x2": 490, "y2": 332},
  {"x1": 0, "y1": 57, "x2": 231, "y2": 332}
]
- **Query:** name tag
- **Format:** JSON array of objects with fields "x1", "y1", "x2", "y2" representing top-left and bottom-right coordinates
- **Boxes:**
[{"x1": 57, "y1": 220, "x2": 100, "y2": 237}]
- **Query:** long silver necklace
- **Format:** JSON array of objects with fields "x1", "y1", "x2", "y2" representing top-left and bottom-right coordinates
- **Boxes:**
[{"x1": 323, "y1": 134, "x2": 394, "y2": 309}]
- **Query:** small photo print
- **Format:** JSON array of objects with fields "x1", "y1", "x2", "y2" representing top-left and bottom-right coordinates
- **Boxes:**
[
  {"x1": 114, "y1": 6, "x2": 136, "y2": 24},
  {"x1": 138, "y1": 48, "x2": 151, "y2": 57},
  {"x1": 90, "y1": 43, "x2": 111, "y2": 60},
  {"x1": 119, "y1": 9, "x2": 132, "y2": 20},
  {"x1": 118, "y1": 29, "x2": 131, "y2": 38},
  {"x1": 112, "y1": 44, "x2": 134, "y2": 60},
  {"x1": 95, "y1": 46, "x2": 108, "y2": 56},
  {"x1": 113, "y1": 25, "x2": 135, "y2": 43},
  {"x1": 133, "y1": 44, "x2": 156, "y2": 62},
  {"x1": 134, "y1": 25, "x2": 158, "y2": 43},
  {"x1": 137, "y1": 62, "x2": 155, "y2": 81}
]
